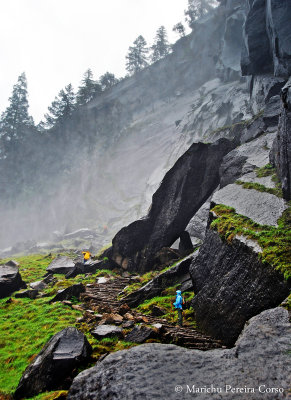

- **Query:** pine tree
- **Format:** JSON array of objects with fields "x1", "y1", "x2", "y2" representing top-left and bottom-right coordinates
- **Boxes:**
[
  {"x1": 44, "y1": 84, "x2": 76, "y2": 128},
  {"x1": 125, "y1": 35, "x2": 149, "y2": 74},
  {"x1": 0, "y1": 72, "x2": 34, "y2": 154},
  {"x1": 185, "y1": 0, "x2": 217, "y2": 27},
  {"x1": 99, "y1": 72, "x2": 119, "y2": 91},
  {"x1": 150, "y1": 26, "x2": 171, "y2": 63},
  {"x1": 76, "y1": 69, "x2": 101, "y2": 106},
  {"x1": 173, "y1": 22, "x2": 186, "y2": 38}
]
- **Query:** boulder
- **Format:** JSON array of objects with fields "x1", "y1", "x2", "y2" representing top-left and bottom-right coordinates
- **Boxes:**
[
  {"x1": 46, "y1": 256, "x2": 75, "y2": 275},
  {"x1": 212, "y1": 184, "x2": 287, "y2": 226},
  {"x1": 91, "y1": 325, "x2": 123, "y2": 340},
  {"x1": 123, "y1": 252, "x2": 198, "y2": 307},
  {"x1": 67, "y1": 308, "x2": 291, "y2": 400},
  {"x1": 190, "y1": 226, "x2": 290, "y2": 346},
  {"x1": 30, "y1": 280, "x2": 47, "y2": 291},
  {"x1": 49, "y1": 284, "x2": 85, "y2": 303},
  {"x1": 0, "y1": 263, "x2": 26, "y2": 299},
  {"x1": 270, "y1": 78, "x2": 291, "y2": 200},
  {"x1": 110, "y1": 139, "x2": 235, "y2": 273},
  {"x1": 15, "y1": 289, "x2": 38, "y2": 299},
  {"x1": 14, "y1": 327, "x2": 92, "y2": 399},
  {"x1": 124, "y1": 325, "x2": 156, "y2": 344}
]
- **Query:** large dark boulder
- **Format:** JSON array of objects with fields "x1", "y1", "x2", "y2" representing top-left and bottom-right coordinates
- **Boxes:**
[
  {"x1": 110, "y1": 139, "x2": 235, "y2": 273},
  {"x1": 189, "y1": 226, "x2": 290, "y2": 346},
  {"x1": 270, "y1": 78, "x2": 291, "y2": 200},
  {"x1": 122, "y1": 252, "x2": 197, "y2": 307},
  {"x1": 0, "y1": 263, "x2": 26, "y2": 299},
  {"x1": 46, "y1": 256, "x2": 75, "y2": 275},
  {"x1": 49, "y1": 283, "x2": 85, "y2": 303},
  {"x1": 242, "y1": 0, "x2": 291, "y2": 77},
  {"x1": 14, "y1": 327, "x2": 92, "y2": 399},
  {"x1": 67, "y1": 308, "x2": 291, "y2": 400}
]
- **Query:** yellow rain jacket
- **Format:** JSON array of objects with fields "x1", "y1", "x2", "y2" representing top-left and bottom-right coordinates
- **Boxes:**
[{"x1": 82, "y1": 251, "x2": 91, "y2": 260}]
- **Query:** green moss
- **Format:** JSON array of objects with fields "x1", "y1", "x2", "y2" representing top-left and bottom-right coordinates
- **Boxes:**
[
  {"x1": 0, "y1": 297, "x2": 82, "y2": 394},
  {"x1": 0, "y1": 252, "x2": 121, "y2": 396},
  {"x1": 256, "y1": 163, "x2": 275, "y2": 178},
  {"x1": 136, "y1": 290, "x2": 195, "y2": 327},
  {"x1": 236, "y1": 180, "x2": 283, "y2": 198},
  {"x1": 210, "y1": 204, "x2": 291, "y2": 280}
]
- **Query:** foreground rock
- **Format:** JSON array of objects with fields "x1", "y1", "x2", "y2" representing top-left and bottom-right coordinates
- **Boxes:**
[
  {"x1": 190, "y1": 226, "x2": 289, "y2": 346},
  {"x1": 123, "y1": 252, "x2": 197, "y2": 307},
  {"x1": 67, "y1": 308, "x2": 291, "y2": 400},
  {"x1": 109, "y1": 139, "x2": 235, "y2": 273},
  {"x1": 14, "y1": 327, "x2": 92, "y2": 399},
  {"x1": 49, "y1": 283, "x2": 85, "y2": 303},
  {"x1": 46, "y1": 256, "x2": 75, "y2": 275},
  {"x1": 0, "y1": 263, "x2": 26, "y2": 299}
]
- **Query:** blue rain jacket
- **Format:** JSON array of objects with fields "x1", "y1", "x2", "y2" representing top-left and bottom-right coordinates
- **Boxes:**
[{"x1": 173, "y1": 291, "x2": 183, "y2": 309}]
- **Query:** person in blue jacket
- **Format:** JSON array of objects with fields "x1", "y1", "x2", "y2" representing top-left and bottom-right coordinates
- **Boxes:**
[{"x1": 173, "y1": 290, "x2": 184, "y2": 327}]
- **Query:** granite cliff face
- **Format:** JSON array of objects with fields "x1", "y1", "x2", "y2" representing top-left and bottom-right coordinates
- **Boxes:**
[{"x1": 0, "y1": 1, "x2": 252, "y2": 250}]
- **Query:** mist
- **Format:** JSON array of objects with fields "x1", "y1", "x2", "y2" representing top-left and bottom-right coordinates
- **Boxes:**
[{"x1": 0, "y1": 1, "x2": 248, "y2": 252}]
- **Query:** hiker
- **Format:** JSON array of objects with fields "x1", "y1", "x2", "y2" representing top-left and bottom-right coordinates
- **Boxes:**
[
  {"x1": 173, "y1": 290, "x2": 184, "y2": 327},
  {"x1": 82, "y1": 250, "x2": 91, "y2": 265}
]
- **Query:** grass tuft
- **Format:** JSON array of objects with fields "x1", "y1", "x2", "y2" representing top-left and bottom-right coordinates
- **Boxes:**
[{"x1": 210, "y1": 204, "x2": 291, "y2": 280}]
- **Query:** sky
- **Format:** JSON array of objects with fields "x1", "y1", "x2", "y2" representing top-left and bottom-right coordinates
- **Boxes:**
[{"x1": 0, "y1": 0, "x2": 189, "y2": 123}]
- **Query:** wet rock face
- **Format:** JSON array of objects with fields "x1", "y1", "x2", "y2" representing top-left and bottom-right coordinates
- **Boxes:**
[
  {"x1": 242, "y1": 0, "x2": 291, "y2": 77},
  {"x1": 67, "y1": 308, "x2": 291, "y2": 400},
  {"x1": 270, "y1": 78, "x2": 291, "y2": 200},
  {"x1": 111, "y1": 139, "x2": 235, "y2": 274},
  {"x1": 14, "y1": 327, "x2": 92, "y2": 399},
  {"x1": 0, "y1": 263, "x2": 26, "y2": 299},
  {"x1": 212, "y1": 184, "x2": 287, "y2": 226},
  {"x1": 189, "y1": 228, "x2": 289, "y2": 346}
]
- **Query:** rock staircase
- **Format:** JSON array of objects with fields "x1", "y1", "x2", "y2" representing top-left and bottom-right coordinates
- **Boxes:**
[{"x1": 81, "y1": 276, "x2": 224, "y2": 351}]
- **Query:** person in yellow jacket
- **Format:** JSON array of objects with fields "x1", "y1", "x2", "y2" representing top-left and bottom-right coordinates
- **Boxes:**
[{"x1": 82, "y1": 251, "x2": 91, "y2": 265}]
